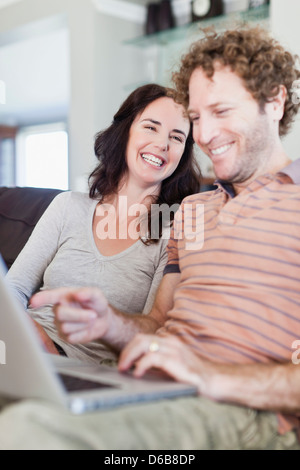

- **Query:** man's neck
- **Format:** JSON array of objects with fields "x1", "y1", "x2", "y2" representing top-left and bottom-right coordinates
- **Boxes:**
[{"x1": 232, "y1": 152, "x2": 292, "y2": 195}]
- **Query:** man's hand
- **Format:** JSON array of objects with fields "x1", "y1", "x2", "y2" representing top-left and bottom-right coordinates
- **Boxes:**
[
  {"x1": 118, "y1": 333, "x2": 211, "y2": 395},
  {"x1": 31, "y1": 287, "x2": 111, "y2": 344},
  {"x1": 118, "y1": 334, "x2": 300, "y2": 414}
]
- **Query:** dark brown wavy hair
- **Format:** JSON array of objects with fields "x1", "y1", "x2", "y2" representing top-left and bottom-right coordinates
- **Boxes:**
[
  {"x1": 172, "y1": 26, "x2": 300, "y2": 136},
  {"x1": 89, "y1": 84, "x2": 201, "y2": 243}
]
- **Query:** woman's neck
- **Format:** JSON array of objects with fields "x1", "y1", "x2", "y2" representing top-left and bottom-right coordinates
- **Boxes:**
[{"x1": 104, "y1": 179, "x2": 161, "y2": 213}]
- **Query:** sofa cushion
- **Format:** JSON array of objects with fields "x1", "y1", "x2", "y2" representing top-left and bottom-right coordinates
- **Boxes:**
[{"x1": 0, "y1": 186, "x2": 62, "y2": 269}]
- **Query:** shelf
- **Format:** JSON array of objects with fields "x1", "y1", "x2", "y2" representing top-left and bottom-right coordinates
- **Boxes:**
[
  {"x1": 124, "y1": 4, "x2": 270, "y2": 48},
  {"x1": 122, "y1": 3, "x2": 270, "y2": 180}
]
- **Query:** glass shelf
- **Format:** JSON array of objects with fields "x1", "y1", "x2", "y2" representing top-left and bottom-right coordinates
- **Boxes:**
[
  {"x1": 122, "y1": 3, "x2": 270, "y2": 180},
  {"x1": 124, "y1": 4, "x2": 270, "y2": 48}
]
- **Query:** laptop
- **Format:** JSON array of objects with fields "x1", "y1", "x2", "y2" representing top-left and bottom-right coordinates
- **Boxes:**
[{"x1": 0, "y1": 257, "x2": 197, "y2": 413}]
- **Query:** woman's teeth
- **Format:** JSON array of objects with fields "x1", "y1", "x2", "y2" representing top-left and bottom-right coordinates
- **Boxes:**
[{"x1": 141, "y1": 153, "x2": 164, "y2": 167}]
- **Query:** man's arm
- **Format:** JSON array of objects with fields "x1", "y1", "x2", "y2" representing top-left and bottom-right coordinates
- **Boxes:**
[
  {"x1": 104, "y1": 272, "x2": 180, "y2": 351},
  {"x1": 30, "y1": 273, "x2": 180, "y2": 353},
  {"x1": 205, "y1": 361, "x2": 300, "y2": 413},
  {"x1": 119, "y1": 334, "x2": 300, "y2": 413}
]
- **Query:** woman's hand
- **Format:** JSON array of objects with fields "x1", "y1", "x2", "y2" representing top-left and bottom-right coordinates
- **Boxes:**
[{"x1": 29, "y1": 317, "x2": 59, "y2": 355}]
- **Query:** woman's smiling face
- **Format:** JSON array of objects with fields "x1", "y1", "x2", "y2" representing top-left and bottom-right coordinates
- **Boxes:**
[{"x1": 125, "y1": 96, "x2": 190, "y2": 192}]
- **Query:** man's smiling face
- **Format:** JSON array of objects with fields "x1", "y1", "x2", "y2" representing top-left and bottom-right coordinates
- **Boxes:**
[{"x1": 188, "y1": 64, "x2": 278, "y2": 187}]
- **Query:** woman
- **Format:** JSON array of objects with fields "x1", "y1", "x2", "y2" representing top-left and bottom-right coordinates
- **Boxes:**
[{"x1": 7, "y1": 84, "x2": 201, "y2": 364}]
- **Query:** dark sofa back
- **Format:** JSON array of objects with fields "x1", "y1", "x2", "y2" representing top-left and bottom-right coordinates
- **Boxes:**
[{"x1": 0, "y1": 187, "x2": 62, "y2": 269}]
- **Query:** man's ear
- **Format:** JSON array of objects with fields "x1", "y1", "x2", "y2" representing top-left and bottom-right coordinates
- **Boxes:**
[{"x1": 269, "y1": 85, "x2": 287, "y2": 122}]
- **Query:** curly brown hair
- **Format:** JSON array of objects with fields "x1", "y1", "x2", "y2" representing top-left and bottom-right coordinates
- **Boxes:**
[{"x1": 172, "y1": 26, "x2": 300, "y2": 136}]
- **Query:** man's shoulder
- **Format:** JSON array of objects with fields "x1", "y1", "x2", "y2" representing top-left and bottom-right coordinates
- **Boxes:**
[
  {"x1": 280, "y1": 158, "x2": 300, "y2": 184},
  {"x1": 181, "y1": 187, "x2": 220, "y2": 206}
]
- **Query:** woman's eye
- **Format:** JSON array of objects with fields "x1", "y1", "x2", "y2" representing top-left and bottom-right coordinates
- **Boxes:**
[
  {"x1": 145, "y1": 125, "x2": 156, "y2": 131},
  {"x1": 171, "y1": 135, "x2": 184, "y2": 143}
]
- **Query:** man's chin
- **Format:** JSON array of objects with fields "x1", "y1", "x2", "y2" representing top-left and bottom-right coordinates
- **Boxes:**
[
  {"x1": 215, "y1": 173, "x2": 235, "y2": 184},
  {"x1": 217, "y1": 172, "x2": 256, "y2": 195}
]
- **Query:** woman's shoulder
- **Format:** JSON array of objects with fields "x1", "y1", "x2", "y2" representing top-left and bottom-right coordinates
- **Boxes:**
[
  {"x1": 46, "y1": 192, "x2": 97, "y2": 224},
  {"x1": 53, "y1": 191, "x2": 95, "y2": 207},
  {"x1": 135, "y1": 233, "x2": 169, "y2": 264}
]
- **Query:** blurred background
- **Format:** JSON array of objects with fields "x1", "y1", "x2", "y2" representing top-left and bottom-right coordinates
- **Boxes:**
[{"x1": 0, "y1": 0, "x2": 299, "y2": 191}]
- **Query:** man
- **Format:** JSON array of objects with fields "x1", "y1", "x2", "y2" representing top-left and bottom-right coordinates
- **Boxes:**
[{"x1": 2, "y1": 26, "x2": 300, "y2": 450}]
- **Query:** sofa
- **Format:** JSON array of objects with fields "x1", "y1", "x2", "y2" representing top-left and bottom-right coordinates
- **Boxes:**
[{"x1": 0, "y1": 186, "x2": 62, "y2": 269}]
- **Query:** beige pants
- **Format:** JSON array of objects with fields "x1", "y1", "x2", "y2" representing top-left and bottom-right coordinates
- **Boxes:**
[{"x1": 0, "y1": 396, "x2": 299, "y2": 450}]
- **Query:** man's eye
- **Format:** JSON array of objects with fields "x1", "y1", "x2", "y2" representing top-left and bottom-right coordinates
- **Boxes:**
[{"x1": 216, "y1": 109, "x2": 230, "y2": 116}]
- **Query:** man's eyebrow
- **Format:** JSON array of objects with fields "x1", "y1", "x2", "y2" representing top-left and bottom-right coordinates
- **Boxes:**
[
  {"x1": 188, "y1": 101, "x2": 235, "y2": 114},
  {"x1": 142, "y1": 118, "x2": 187, "y2": 138}
]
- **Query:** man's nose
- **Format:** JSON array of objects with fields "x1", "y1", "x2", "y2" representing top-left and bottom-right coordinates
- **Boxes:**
[{"x1": 193, "y1": 117, "x2": 219, "y2": 147}]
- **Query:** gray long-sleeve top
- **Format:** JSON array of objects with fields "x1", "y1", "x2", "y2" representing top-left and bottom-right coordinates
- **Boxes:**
[{"x1": 7, "y1": 192, "x2": 168, "y2": 364}]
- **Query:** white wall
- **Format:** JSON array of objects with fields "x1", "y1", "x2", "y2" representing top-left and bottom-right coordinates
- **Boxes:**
[
  {"x1": 0, "y1": 0, "x2": 143, "y2": 190},
  {"x1": 1, "y1": 0, "x2": 300, "y2": 190},
  {"x1": 271, "y1": 0, "x2": 300, "y2": 160},
  {"x1": 0, "y1": 27, "x2": 70, "y2": 124},
  {"x1": 94, "y1": 13, "x2": 143, "y2": 136}
]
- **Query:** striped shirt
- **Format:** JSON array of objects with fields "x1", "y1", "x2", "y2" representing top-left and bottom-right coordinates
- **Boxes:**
[{"x1": 161, "y1": 159, "x2": 300, "y2": 434}]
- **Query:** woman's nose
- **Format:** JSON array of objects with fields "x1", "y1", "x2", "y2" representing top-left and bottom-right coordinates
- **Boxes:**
[{"x1": 155, "y1": 135, "x2": 169, "y2": 152}]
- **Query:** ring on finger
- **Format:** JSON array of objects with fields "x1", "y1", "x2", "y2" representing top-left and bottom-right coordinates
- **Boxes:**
[{"x1": 148, "y1": 340, "x2": 160, "y2": 353}]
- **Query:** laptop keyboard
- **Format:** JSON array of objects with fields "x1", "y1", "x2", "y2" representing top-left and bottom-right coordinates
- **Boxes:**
[{"x1": 59, "y1": 374, "x2": 117, "y2": 392}]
